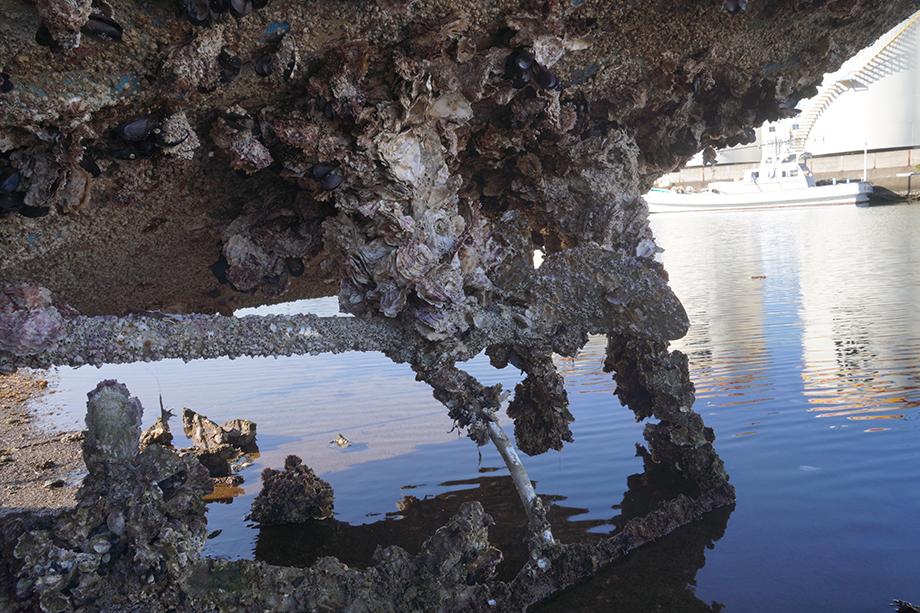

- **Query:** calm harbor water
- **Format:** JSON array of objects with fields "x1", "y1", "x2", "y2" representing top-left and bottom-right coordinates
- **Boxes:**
[{"x1": 33, "y1": 203, "x2": 920, "y2": 611}]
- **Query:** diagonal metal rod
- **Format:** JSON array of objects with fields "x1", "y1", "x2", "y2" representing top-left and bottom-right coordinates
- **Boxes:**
[{"x1": 487, "y1": 420, "x2": 555, "y2": 547}]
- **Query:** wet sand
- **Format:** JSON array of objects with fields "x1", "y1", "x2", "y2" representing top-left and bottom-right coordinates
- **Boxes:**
[{"x1": 0, "y1": 370, "x2": 83, "y2": 514}]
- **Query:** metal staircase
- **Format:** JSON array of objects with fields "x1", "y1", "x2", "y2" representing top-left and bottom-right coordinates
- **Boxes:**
[{"x1": 789, "y1": 11, "x2": 919, "y2": 153}]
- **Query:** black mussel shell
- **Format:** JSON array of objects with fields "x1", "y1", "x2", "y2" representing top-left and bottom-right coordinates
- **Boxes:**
[
  {"x1": 0, "y1": 191, "x2": 25, "y2": 213},
  {"x1": 316, "y1": 97, "x2": 335, "y2": 120},
  {"x1": 19, "y1": 204, "x2": 50, "y2": 218},
  {"x1": 183, "y1": 0, "x2": 212, "y2": 26},
  {"x1": 319, "y1": 168, "x2": 344, "y2": 191},
  {"x1": 80, "y1": 156, "x2": 102, "y2": 177},
  {"x1": 254, "y1": 54, "x2": 273, "y2": 77},
  {"x1": 229, "y1": 0, "x2": 251, "y2": 18},
  {"x1": 117, "y1": 118, "x2": 158, "y2": 142},
  {"x1": 209, "y1": 0, "x2": 230, "y2": 13},
  {"x1": 219, "y1": 50, "x2": 242, "y2": 83},
  {"x1": 0, "y1": 167, "x2": 20, "y2": 193},
  {"x1": 220, "y1": 112, "x2": 251, "y2": 132},
  {"x1": 211, "y1": 254, "x2": 230, "y2": 284},
  {"x1": 0, "y1": 73, "x2": 13, "y2": 94},
  {"x1": 35, "y1": 22, "x2": 63, "y2": 52},
  {"x1": 510, "y1": 67, "x2": 532, "y2": 89},
  {"x1": 251, "y1": 0, "x2": 268, "y2": 8},
  {"x1": 282, "y1": 57, "x2": 296, "y2": 82},
  {"x1": 494, "y1": 26, "x2": 515, "y2": 48},
  {"x1": 132, "y1": 138, "x2": 158, "y2": 156},
  {"x1": 535, "y1": 66, "x2": 559, "y2": 90},
  {"x1": 35, "y1": 22, "x2": 52, "y2": 46},
  {"x1": 81, "y1": 13, "x2": 123, "y2": 42},
  {"x1": 508, "y1": 49, "x2": 534, "y2": 71},
  {"x1": 219, "y1": 49, "x2": 242, "y2": 70},
  {"x1": 311, "y1": 164, "x2": 335, "y2": 180},
  {"x1": 285, "y1": 257, "x2": 305, "y2": 277}
]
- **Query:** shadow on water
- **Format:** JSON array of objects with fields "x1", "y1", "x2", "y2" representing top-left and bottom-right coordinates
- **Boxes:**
[
  {"x1": 530, "y1": 450, "x2": 731, "y2": 612},
  {"x1": 253, "y1": 444, "x2": 730, "y2": 599},
  {"x1": 530, "y1": 504, "x2": 734, "y2": 613}
]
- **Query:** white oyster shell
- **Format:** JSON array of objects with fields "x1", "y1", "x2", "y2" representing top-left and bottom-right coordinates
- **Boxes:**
[
  {"x1": 390, "y1": 241, "x2": 436, "y2": 285},
  {"x1": 428, "y1": 93, "x2": 473, "y2": 121},
  {"x1": 378, "y1": 129, "x2": 423, "y2": 184}
]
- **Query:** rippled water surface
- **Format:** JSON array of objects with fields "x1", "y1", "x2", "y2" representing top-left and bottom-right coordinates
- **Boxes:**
[{"x1": 35, "y1": 203, "x2": 920, "y2": 611}]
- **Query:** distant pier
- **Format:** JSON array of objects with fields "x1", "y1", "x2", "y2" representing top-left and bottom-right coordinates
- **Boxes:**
[{"x1": 660, "y1": 147, "x2": 920, "y2": 200}]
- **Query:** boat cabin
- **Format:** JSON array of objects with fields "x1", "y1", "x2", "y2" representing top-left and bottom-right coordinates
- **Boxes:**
[{"x1": 741, "y1": 153, "x2": 817, "y2": 188}]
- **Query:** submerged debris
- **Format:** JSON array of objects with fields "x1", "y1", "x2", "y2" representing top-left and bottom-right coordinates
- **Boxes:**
[
  {"x1": 140, "y1": 414, "x2": 173, "y2": 448},
  {"x1": 329, "y1": 433, "x2": 351, "y2": 447},
  {"x1": 182, "y1": 408, "x2": 256, "y2": 450}
]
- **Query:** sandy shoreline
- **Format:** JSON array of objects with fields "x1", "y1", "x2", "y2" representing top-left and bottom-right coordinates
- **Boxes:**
[{"x1": 0, "y1": 370, "x2": 84, "y2": 514}]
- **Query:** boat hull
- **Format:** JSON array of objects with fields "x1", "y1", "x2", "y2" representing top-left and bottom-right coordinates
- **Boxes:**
[{"x1": 645, "y1": 181, "x2": 873, "y2": 213}]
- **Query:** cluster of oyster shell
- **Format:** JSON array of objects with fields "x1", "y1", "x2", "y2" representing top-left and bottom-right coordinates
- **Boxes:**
[
  {"x1": 248, "y1": 455, "x2": 335, "y2": 525},
  {"x1": 0, "y1": 285, "x2": 66, "y2": 357},
  {"x1": 3, "y1": 381, "x2": 213, "y2": 613}
]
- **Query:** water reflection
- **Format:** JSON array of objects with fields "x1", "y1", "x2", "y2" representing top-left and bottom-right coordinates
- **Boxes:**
[
  {"x1": 254, "y1": 447, "x2": 727, "y2": 591},
  {"x1": 255, "y1": 474, "x2": 567, "y2": 582},
  {"x1": 205, "y1": 483, "x2": 247, "y2": 503},
  {"x1": 651, "y1": 204, "x2": 920, "y2": 612},
  {"x1": 656, "y1": 204, "x2": 920, "y2": 434},
  {"x1": 534, "y1": 449, "x2": 731, "y2": 612},
  {"x1": 532, "y1": 505, "x2": 733, "y2": 613}
]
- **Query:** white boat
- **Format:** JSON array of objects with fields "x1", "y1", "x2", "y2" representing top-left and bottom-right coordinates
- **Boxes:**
[{"x1": 645, "y1": 153, "x2": 873, "y2": 213}]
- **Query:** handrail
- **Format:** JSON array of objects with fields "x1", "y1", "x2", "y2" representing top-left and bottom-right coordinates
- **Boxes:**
[
  {"x1": 839, "y1": 12, "x2": 919, "y2": 83},
  {"x1": 790, "y1": 11, "x2": 919, "y2": 153},
  {"x1": 896, "y1": 172, "x2": 920, "y2": 198}
]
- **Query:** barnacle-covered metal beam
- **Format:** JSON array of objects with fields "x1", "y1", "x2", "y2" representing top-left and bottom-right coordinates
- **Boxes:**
[{"x1": 0, "y1": 243, "x2": 687, "y2": 373}]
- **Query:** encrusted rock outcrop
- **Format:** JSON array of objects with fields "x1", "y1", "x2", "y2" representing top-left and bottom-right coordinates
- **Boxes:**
[
  {"x1": 182, "y1": 408, "x2": 256, "y2": 450},
  {"x1": 249, "y1": 455, "x2": 335, "y2": 525},
  {"x1": 0, "y1": 381, "x2": 212, "y2": 613},
  {"x1": 181, "y1": 408, "x2": 257, "y2": 477}
]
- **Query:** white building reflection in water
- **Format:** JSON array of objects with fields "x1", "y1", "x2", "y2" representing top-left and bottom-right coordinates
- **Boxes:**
[
  {"x1": 652, "y1": 203, "x2": 920, "y2": 433},
  {"x1": 793, "y1": 206, "x2": 920, "y2": 429}
]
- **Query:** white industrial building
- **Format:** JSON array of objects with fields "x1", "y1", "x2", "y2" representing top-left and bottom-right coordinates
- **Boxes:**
[{"x1": 664, "y1": 11, "x2": 920, "y2": 192}]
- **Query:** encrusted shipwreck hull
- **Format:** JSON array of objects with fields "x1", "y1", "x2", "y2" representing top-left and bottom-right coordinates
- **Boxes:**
[{"x1": 1, "y1": 0, "x2": 917, "y2": 610}]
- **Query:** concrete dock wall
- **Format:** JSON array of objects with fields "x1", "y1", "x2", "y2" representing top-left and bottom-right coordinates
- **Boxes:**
[{"x1": 659, "y1": 148, "x2": 920, "y2": 196}]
